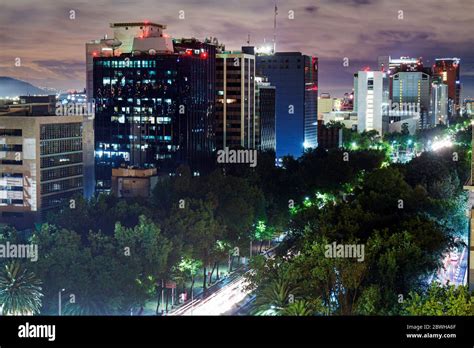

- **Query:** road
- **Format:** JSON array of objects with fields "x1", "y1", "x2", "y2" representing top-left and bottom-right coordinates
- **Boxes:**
[
  {"x1": 167, "y1": 269, "x2": 251, "y2": 316},
  {"x1": 436, "y1": 245, "x2": 468, "y2": 286},
  {"x1": 168, "y1": 245, "x2": 278, "y2": 316}
]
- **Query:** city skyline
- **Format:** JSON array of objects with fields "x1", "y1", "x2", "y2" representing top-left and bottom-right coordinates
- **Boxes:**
[
  {"x1": 1, "y1": 0, "x2": 473, "y2": 98},
  {"x1": 1, "y1": 0, "x2": 474, "y2": 331}
]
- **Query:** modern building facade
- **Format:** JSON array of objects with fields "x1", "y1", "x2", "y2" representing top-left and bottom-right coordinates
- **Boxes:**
[
  {"x1": 433, "y1": 58, "x2": 461, "y2": 118},
  {"x1": 0, "y1": 109, "x2": 88, "y2": 230},
  {"x1": 256, "y1": 76, "x2": 276, "y2": 152},
  {"x1": 391, "y1": 71, "x2": 431, "y2": 128},
  {"x1": 256, "y1": 52, "x2": 318, "y2": 160},
  {"x1": 430, "y1": 78, "x2": 449, "y2": 125},
  {"x1": 378, "y1": 56, "x2": 432, "y2": 130},
  {"x1": 89, "y1": 22, "x2": 217, "y2": 190},
  {"x1": 216, "y1": 51, "x2": 256, "y2": 150},
  {"x1": 354, "y1": 70, "x2": 388, "y2": 135}
]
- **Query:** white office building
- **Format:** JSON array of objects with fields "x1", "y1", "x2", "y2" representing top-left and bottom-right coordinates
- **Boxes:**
[
  {"x1": 431, "y1": 81, "x2": 449, "y2": 125},
  {"x1": 354, "y1": 71, "x2": 387, "y2": 135}
]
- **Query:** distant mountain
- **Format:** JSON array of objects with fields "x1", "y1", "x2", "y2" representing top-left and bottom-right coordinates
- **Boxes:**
[{"x1": 0, "y1": 76, "x2": 49, "y2": 97}]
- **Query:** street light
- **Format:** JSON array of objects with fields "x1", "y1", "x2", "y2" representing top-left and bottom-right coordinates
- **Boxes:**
[{"x1": 58, "y1": 288, "x2": 65, "y2": 316}]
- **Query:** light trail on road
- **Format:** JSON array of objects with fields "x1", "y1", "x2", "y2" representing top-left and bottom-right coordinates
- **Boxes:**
[
  {"x1": 168, "y1": 245, "x2": 279, "y2": 316},
  {"x1": 168, "y1": 274, "x2": 251, "y2": 316}
]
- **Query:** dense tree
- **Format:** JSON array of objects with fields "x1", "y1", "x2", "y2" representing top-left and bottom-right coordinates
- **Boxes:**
[
  {"x1": 249, "y1": 162, "x2": 457, "y2": 315},
  {"x1": 403, "y1": 283, "x2": 474, "y2": 316},
  {"x1": 29, "y1": 223, "x2": 156, "y2": 315},
  {"x1": 0, "y1": 262, "x2": 43, "y2": 315},
  {"x1": 162, "y1": 199, "x2": 222, "y2": 291},
  {"x1": 115, "y1": 216, "x2": 173, "y2": 313},
  {"x1": 252, "y1": 272, "x2": 297, "y2": 316},
  {"x1": 46, "y1": 194, "x2": 150, "y2": 237}
]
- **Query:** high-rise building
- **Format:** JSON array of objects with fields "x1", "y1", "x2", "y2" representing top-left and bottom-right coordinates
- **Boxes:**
[
  {"x1": 433, "y1": 58, "x2": 461, "y2": 118},
  {"x1": 354, "y1": 70, "x2": 388, "y2": 135},
  {"x1": 0, "y1": 104, "x2": 90, "y2": 230},
  {"x1": 256, "y1": 52, "x2": 318, "y2": 160},
  {"x1": 430, "y1": 78, "x2": 449, "y2": 125},
  {"x1": 391, "y1": 70, "x2": 431, "y2": 128},
  {"x1": 55, "y1": 92, "x2": 95, "y2": 199},
  {"x1": 256, "y1": 76, "x2": 276, "y2": 152},
  {"x1": 379, "y1": 56, "x2": 432, "y2": 129},
  {"x1": 89, "y1": 22, "x2": 217, "y2": 191},
  {"x1": 216, "y1": 50, "x2": 256, "y2": 149}
]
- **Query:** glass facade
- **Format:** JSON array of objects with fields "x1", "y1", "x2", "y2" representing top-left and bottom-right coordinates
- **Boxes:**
[
  {"x1": 257, "y1": 52, "x2": 318, "y2": 159},
  {"x1": 257, "y1": 86, "x2": 276, "y2": 152},
  {"x1": 93, "y1": 41, "x2": 216, "y2": 190},
  {"x1": 39, "y1": 123, "x2": 84, "y2": 212}
]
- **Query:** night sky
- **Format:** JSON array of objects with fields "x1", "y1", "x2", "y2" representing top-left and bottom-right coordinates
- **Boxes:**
[{"x1": 1, "y1": 0, "x2": 473, "y2": 98}]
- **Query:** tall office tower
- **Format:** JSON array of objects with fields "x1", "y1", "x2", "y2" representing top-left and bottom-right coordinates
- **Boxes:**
[
  {"x1": 391, "y1": 70, "x2": 431, "y2": 128},
  {"x1": 430, "y1": 77, "x2": 449, "y2": 125},
  {"x1": 55, "y1": 92, "x2": 95, "y2": 199},
  {"x1": 0, "y1": 104, "x2": 89, "y2": 230},
  {"x1": 256, "y1": 52, "x2": 318, "y2": 160},
  {"x1": 354, "y1": 70, "x2": 388, "y2": 135},
  {"x1": 379, "y1": 56, "x2": 432, "y2": 129},
  {"x1": 216, "y1": 50, "x2": 256, "y2": 149},
  {"x1": 255, "y1": 76, "x2": 276, "y2": 152},
  {"x1": 89, "y1": 22, "x2": 216, "y2": 191},
  {"x1": 86, "y1": 22, "x2": 174, "y2": 100},
  {"x1": 433, "y1": 58, "x2": 461, "y2": 118}
]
